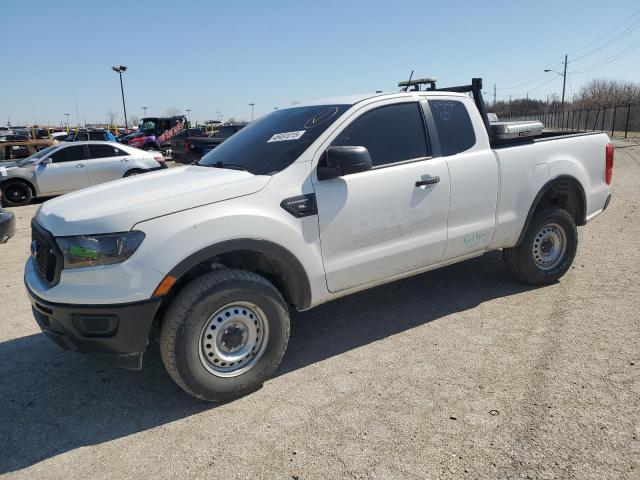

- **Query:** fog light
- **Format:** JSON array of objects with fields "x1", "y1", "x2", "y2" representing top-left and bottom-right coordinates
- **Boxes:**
[{"x1": 72, "y1": 314, "x2": 119, "y2": 336}]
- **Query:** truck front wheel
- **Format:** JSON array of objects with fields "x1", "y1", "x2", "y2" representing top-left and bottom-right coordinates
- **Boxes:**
[
  {"x1": 160, "y1": 269, "x2": 290, "y2": 401},
  {"x1": 503, "y1": 207, "x2": 577, "y2": 285}
]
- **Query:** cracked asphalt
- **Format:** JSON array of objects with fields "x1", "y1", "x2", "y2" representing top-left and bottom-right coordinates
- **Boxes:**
[{"x1": 0, "y1": 143, "x2": 638, "y2": 479}]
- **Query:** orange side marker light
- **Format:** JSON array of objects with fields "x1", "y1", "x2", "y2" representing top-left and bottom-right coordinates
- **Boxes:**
[{"x1": 153, "y1": 275, "x2": 177, "y2": 297}]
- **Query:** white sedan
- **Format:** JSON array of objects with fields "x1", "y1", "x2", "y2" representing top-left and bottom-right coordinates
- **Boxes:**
[{"x1": 0, "y1": 141, "x2": 166, "y2": 206}]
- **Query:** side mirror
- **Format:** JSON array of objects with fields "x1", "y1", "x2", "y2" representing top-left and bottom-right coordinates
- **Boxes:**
[
  {"x1": 317, "y1": 146, "x2": 372, "y2": 181},
  {"x1": 38, "y1": 158, "x2": 52, "y2": 165}
]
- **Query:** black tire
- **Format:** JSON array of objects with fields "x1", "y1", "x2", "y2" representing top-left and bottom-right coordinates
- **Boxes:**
[
  {"x1": 124, "y1": 169, "x2": 143, "y2": 177},
  {"x1": 1, "y1": 180, "x2": 33, "y2": 206},
  {"x1": 143, "y1": 144, "x2": 158, "y2": 152},
  {"x1": 160, "y1": 269, "x2": 290, "y2": 402},
  {"x1": 503, "y1": 207, "x2": 577, "y2": 285}
]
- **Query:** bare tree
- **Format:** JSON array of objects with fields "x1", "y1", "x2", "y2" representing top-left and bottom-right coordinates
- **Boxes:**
[
  {"x1": 129, "y1": 114, "x2": 139, "y2": 126},
  {"x1": 576, "y1": 79, "x2": 640, "y2": 108},
  {"x1": 107, "y1": 110, "x2": 117, "y2": 126},
  {"x1": 164, "y1": 107, "x2": 182, "y2": 117}
]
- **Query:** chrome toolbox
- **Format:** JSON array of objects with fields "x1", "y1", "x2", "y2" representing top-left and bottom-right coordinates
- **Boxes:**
[{"x1": 490, "y1": 120, "x2": 544, "y2": 140}]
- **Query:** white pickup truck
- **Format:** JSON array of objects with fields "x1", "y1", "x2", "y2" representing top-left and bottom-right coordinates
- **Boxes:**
[{"x1": 25, "y1": 79, "x2": 614, "y2": 401}]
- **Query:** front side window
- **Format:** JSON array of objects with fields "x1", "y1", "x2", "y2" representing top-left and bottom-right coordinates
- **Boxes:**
[
  {"x1": 428, "y1": 100, "x2": 476, "y2": 156},
  {"x1": 199, "y1": 104, "x2": 350, "y2": 175},
  {"x1": 332, "y1": 103, "x2": 428, "y2": 167},
  {"x1": 51, "y1": 145, "x2": 85, "y2": 163}
]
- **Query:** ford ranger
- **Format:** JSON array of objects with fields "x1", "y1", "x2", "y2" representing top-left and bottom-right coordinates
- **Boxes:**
[{"x1": 24, "y1": 78, "x2": 613, "y2": 401}]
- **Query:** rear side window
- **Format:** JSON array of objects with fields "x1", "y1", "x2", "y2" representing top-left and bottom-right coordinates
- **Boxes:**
[
  {"x1": 51, "y1": 145, "x2": 85, "y2": 163},
  {"x1": 332, "y1": 103, "x2": 428, "y2": 167},
  {"x1": 74, "y1": 132, "x2": 89, "y2": 141},
  {"x1": 428, "y1": 100, "x2": 475, "y2": 156},
  {"x1": 88, "y1": 144, "x2": 127, "y2": 158},
  {"x1": 89, "y1": 132, "x2": 106, "y2": 141}
]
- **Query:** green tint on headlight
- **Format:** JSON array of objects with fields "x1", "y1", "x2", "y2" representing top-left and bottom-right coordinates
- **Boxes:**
[{"x1": 56, "y1": 231, "x2": 145, "y2": 269}]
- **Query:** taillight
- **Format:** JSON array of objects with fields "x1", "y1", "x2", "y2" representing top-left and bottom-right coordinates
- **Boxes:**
[
  {"x1": 605, "y1": 143, "x2": 614, "y2": 185},
  {"x1": 184, "y1": 141, "x2": 190, "y2": 153}
]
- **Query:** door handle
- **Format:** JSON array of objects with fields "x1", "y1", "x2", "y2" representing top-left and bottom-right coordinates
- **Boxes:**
[
  {"x1": 415, "y1": 176, "x2": 440, "y2": 187},
  {"x1": 76, "y1": 164, "x2": 85, "y2": 168}
]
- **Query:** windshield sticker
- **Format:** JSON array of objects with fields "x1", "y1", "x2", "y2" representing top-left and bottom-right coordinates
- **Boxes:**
[
  {"x1": 305, "y1": 107, "x2": 339, "y2": 129},
  {"x1": 267, "y1": 130, "x2": 306, "y2": 143}
]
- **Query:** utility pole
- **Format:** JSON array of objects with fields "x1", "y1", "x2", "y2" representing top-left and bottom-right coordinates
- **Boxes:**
[
  {"x1": 111, "y1": 65, "x2": 129, "y2": 129},
  {"x1": 142, "y1": 106, "x2": 148, "y2": 118},
  {"x1": 249, "y1": 103, "x2": 255, "y2": 120},
  {"x1": 64, "y1": 113, "x2": 70, "y2": 132},
  {"x1": 186, "y1": 109, "x2": 191, "y2": 127},
  {"x1": 561, "y1": 54, "x2": 567, "y2": 114}
]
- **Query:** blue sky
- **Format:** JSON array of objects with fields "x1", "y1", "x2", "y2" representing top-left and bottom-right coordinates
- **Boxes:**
[{"x1": 2, "y1": 0, "x2": 639, "y2": 126}]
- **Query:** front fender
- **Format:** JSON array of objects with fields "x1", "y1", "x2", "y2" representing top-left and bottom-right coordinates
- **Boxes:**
[{"x1": 0, "y1": 169, "x2": 39, "y2": 194}]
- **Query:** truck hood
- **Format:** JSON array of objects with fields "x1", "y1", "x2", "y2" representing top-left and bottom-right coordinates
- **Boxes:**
[{"x1": 37, "y1": 166, "x2": 270, "y2": 236}]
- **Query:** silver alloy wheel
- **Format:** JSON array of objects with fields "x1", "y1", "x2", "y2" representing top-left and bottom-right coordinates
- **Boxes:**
[
  {"x1": 198, "y1": 301, "x2": 269, "y2": 378},
  {"x1": 532, "y1": 222, "x2": 567, "y2": 270}
]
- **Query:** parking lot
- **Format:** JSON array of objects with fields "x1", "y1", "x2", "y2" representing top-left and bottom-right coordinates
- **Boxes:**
[{"x1": 0, "y1": 142, "x2": 638, "y2": 479}]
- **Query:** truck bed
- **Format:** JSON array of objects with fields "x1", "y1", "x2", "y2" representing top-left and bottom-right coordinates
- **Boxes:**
[{"x1": 489, "y1": 130, "x2": 611, "y2": 249}]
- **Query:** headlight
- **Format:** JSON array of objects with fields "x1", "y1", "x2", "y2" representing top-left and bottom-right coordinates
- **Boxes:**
[{"x1": 56, "y1": 231, "x2": 145, "y2": 269}]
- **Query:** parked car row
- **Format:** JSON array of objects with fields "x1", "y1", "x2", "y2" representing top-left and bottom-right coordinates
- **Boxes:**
[
  {"x1": 0, "y1": 116, "x2": 246, "y2": 209},
  {"x1": 0, "y1": 141, "x2": 166, "y2": 206}
]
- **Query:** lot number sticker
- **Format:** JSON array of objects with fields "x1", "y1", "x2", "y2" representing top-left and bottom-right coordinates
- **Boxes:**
[{"x1": 267, "y1": 130, "x2": 305, "y2": 143}]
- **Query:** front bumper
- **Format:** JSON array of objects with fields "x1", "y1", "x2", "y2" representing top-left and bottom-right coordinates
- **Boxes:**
[
  {"x1": 0, "y1": 208, "x2": 16, "y2": 243},
  {"x1": 26, "y1": 283, "x2": 161, "y2": 369}
]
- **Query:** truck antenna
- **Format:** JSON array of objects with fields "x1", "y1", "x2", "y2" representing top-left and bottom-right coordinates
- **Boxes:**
[{"x1": 402, "y1": 70, "x2": 414, "y2": 91}]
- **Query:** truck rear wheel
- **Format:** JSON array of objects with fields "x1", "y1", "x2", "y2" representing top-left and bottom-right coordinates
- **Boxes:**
[
  {"x1": 503, "y1": 207, "x2": 577, "y2": 285},
  {"x1": 160, "y1": 269, "x2": 290, "y2": 401},
  {"x1": 1, "y1": 180, "x2": 33, "y2": 206}
]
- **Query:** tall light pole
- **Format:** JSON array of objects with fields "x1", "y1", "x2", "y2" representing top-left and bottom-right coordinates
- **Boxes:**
[
  {"x1": 142, "y1": 106, "x2": 148, "y2": 118},
  {"x1": 64, "y1": 113, "x2": 70, "y2": 132},
  {"x1": 544, "y1": 54, "x2": 568, "y2": 116},
  {"x1": 111, "y1": 65, "x2": 129, "y2": 129},
  {"x1": 249, "y1": 103, "x2": 255, "y2": 120},
  {"x1": 186, "y1": 108, "x2": 191, "y2": 127}
]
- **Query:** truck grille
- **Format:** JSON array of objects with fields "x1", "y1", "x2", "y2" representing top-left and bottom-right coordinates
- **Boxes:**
[{"x1": 31, "y1": 219, "x2": 62, "y2": 285}]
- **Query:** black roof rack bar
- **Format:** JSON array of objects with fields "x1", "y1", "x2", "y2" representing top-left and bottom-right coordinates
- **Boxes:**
[{"x1": 398, "y1": 77, "x2": 437, "y2": 91}]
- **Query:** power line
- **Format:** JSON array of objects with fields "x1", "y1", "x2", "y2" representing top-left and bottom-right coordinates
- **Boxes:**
[
  {"x1": 570, "y1": 38, "x2": 640, "y2": 74},
  {"x1": 570, "y1": 17, "x2": 640, "y2": 63},
  {"x1": 496, "y1": 9, "x2": 640, "y2": 97},
  {"x1": 567, "y1": 7, "x2": 640, "y2": 55}
]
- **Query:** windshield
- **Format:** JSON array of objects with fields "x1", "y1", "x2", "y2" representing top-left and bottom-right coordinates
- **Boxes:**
[
  {"x1": 17, "y1": 145, "x2": 59, "y2": 166},
  {"x1": 198, "y1": 104, "x2": 350, "y2": 175}
]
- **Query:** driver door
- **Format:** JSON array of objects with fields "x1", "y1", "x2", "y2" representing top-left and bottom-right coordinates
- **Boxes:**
[
  {"x1": 312, "y1": 101, "x2": 450, "y2": 292},
  {"x1": 36, "y1": 144, "x2": 90, "y2": 194}
]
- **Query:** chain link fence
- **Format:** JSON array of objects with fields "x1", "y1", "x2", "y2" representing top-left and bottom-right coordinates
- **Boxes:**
[{"x1": 499, "y1": 103, "x2": 640, "y2": 139}]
